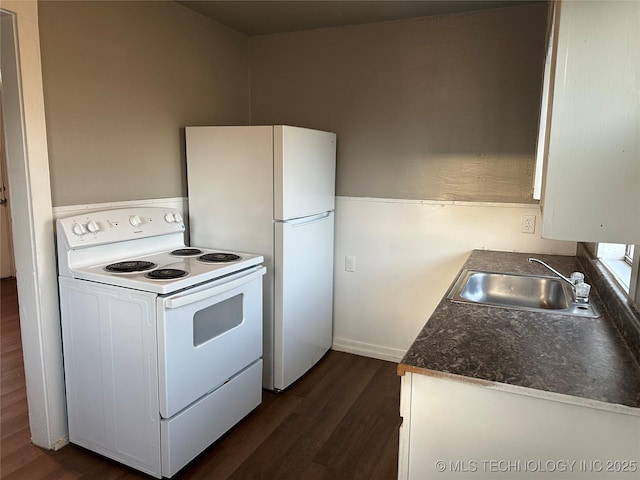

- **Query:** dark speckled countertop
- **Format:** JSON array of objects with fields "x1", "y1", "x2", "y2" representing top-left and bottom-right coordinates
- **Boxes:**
[{"x1": 399, "y1": 250, "x2": 640, "y2": 410}]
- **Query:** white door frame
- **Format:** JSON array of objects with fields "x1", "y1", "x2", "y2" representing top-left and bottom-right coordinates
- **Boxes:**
[{"x1": 1, "y1": 1, "x2": 67, "y2": 449}]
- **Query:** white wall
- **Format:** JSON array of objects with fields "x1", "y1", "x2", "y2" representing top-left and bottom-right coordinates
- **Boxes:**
[{"x1": 332, "y1": 197, "x2": 576, "y2": 361}]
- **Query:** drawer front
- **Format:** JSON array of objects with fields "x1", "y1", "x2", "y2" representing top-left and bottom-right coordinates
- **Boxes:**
[{"x1": 160, "y1": 360, "x2": 262, "y2": 477}]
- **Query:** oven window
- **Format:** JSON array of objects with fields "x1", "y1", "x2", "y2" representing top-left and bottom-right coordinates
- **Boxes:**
[{"x1": 193, "y1": 294, "x2": 243, "y2": 346}]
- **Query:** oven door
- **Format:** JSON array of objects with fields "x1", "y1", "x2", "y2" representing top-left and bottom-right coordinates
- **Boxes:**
[{"x1": 157, "y1": 265, "x2": 265, "y2": 419}]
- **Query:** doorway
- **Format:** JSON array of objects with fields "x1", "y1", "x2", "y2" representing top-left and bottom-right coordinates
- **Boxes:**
[{"x1": 0, "y1": 94, "x2": 16, "y2": 278}]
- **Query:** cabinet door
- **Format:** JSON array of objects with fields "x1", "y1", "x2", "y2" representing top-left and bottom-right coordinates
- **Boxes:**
[
  {"x1": 541, "y1": 0, "x2": 639, "y2": 244},
  {"x1": 400, "y1": 372, "x2": 640, "y2": 480}
]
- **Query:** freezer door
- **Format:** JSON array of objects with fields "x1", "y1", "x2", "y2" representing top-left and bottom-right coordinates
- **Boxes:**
[
  {"x1": 274, "y1": 212, "x2": 335, "y2": 390},
  {"x1": 274, "y1": 126, "x2": 336, "y2": 221}
]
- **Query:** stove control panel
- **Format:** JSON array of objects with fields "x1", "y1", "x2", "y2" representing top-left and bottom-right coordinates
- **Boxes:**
[{"x1": 58, "y1": 207, "x2": 186, "y2": 248}]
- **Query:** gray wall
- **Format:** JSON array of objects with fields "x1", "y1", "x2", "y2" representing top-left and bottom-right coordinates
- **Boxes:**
[
  {"x1": 249, "y1": 3, "x2": 548, "y2": 202},
  {"x1": 38, "y1": 1, "x2": 548, "y2": 206},
  {"x1": 38, "y1": 0, "x2": 250, "y2": 206}
]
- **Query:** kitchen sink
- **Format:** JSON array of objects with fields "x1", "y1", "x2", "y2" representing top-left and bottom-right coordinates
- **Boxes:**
[{"x1": 447, "y1": 270, "x2": 600, "y2": 318}]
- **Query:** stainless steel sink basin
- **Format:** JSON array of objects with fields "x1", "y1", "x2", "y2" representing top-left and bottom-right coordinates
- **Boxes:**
[{"x1": 447, "y1": 270, "x2": 599, "y2": 318}]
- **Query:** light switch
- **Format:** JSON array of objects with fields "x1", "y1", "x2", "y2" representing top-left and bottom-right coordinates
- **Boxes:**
[{"x1": 345, "y1": 256, "x2": 356, "y2": 272}]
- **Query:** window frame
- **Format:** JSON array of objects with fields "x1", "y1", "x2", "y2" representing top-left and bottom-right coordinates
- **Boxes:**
[
  {"x1": 597, "y1": 243, "x2": 639, "y2": 308},
  {"x1": 630, "y1": 246, "x2": 640, "y2": 307},
  {"x1": 624, "y1": 244, "x2": 635, "y2": 266}
]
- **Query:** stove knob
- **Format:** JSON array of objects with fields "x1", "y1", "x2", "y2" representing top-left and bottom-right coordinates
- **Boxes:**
[
  {"x1": 173, "y1": 213, "x2": 183, "y2": 223},
  {"x1": 72, "y1": 223, "x2": 87, "y2": 236},
  {"x1": 86, "y1": 220, "x2": 100, "y2": 233},
  {"x1": 129, "y1": 215, "x2": 142, "y2": 227},
  {"x1": 164, "y1": 212, "x2": 175, "y2": 223}
]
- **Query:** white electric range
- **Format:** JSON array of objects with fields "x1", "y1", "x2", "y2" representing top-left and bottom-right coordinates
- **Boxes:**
[{"x1": 56, "y1": 207, "x2": 266, "y2": 478}]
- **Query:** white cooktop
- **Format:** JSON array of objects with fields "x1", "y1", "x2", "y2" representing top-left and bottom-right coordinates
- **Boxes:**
[
  {"x1": 56, "y1": 207, "x2": 264, "y2": 294},
  {"x1": 72, "y1": 247, "x2": 263, "y2": 294}
]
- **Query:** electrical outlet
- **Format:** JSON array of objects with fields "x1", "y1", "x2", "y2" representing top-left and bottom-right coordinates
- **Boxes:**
[
  {"x1": 521, "y1": 215, "x2": 536, "y2": 234},
  {"x1": 345, "y1": 256, "x2": 356, "y2": 272}
]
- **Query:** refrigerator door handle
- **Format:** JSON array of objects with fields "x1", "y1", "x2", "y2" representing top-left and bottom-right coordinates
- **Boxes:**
[{"x1": 278, "y1": 211, "x2": 332, "y2": 226}]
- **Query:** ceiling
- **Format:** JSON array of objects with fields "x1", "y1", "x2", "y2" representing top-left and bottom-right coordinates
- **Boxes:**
[{"x1": 178, "y1": 0, "x2": 543, "y2": 36}]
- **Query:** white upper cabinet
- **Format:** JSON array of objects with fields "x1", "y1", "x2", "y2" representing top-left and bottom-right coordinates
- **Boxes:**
[{"x1": 535, "y1": 0, "x2": 639, "y2": 244}]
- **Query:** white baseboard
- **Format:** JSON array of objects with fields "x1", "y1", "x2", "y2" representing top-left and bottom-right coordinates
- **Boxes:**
[{"x1": 332, "y1": 337, "x2": 406, "y2": 363}]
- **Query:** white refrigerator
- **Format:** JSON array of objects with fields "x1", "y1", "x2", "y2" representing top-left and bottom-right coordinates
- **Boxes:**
[{"x1": 185, "y1": 125, "x2": 336, "y2": 391}]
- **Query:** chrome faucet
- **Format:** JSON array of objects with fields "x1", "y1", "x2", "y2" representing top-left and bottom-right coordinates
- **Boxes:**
[
  {"x1": 527, "y1": 258, "x2": 591, "y2": 303},
  {"x1": 527, "y1": 258, "x2": 574, "y2": 285}
]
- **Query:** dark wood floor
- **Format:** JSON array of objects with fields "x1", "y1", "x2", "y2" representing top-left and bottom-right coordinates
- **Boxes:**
[{"x1": 1, "y1": 277, "x2": 401, "y2": 479}]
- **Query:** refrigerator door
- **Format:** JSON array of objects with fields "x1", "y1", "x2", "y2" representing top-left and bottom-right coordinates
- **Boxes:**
[
  {"x1": 274, "y1": 211, "x2": 334, "y2": 390},
  {"x1": 274, "y1": 126, "x2": 336, "y2": 221}
]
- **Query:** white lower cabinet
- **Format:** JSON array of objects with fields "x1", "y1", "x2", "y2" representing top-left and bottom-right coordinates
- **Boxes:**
[{"x1": 398, "y1": 372, "x2": 640, "y2": 479}]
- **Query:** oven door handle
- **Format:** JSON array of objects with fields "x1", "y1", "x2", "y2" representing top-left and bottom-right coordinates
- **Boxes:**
[{"x1": 164, "y1": 266, "x2": 266, "y2": 309}]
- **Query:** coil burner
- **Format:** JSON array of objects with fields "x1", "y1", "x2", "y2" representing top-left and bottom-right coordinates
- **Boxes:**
[
  {"x1": 105, "y1": 261, "x2": 157, "y2": 273},
  {"x1": 170, "y1": 248, "x2": 204, "y2": 257},
  {"x1": 198, "y1": 253, "x2": 242, "y2": 263},
  {"x1": 145, "y1": 268, "x2": 189, "y2": 280}
]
